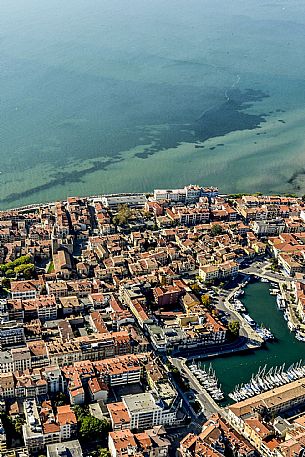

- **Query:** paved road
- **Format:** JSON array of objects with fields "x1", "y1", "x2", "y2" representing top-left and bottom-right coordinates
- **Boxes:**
[
  {"x1": 218, "y1": 288, "x2": 264, "y2": 344},
  {"x1": 213, "y1": 260, "x2": 294, "y2": 344},
  {"x1": 170, "y1": 356, "x2": 222, "y2": 418},
  {"x1": 241, "y1": 262, "x2": 293, "y2": 283}
]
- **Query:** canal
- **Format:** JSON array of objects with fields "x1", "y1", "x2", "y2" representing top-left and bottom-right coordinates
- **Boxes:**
[{"x1": 200, "y1": 281, "x2": 305, "y2": 401}]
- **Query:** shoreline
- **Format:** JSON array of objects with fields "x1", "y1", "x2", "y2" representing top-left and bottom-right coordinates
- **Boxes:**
[{"x1": 0, "y1": 189, "x2": 302, "y2": 214}]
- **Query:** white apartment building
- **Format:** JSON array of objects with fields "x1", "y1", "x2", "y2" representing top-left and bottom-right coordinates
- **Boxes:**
[
  {"x1": 44, "y1": 366, "x2": 65, "y2": 393},
  {"x1": 251, "y1": 219, "x2": 285, "y2": 236},
  {"x1": 153, "y1": 185, "x2": 218, "y2": 204},
  {"x1": 100, "y1": 193, "x2": 147, "y2": 209},
  {"x1": 123, "y1": 392, "x2": 176, "y2": 430},
  {"x1": 199, "y1": 261, "x2": 238, "y2": 282},
  {"x1": 11, "y1": 281, "x2": 40, "y2": 300}
]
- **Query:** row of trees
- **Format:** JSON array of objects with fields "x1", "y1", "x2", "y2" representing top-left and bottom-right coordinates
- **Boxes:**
[
  {"x1": 0, "y1": 254, "x2": 35, "y2": 284},
  {"x1": 0, "y1": 255, "x2": 32, "y2": 273},
  {"x1": 201, "y1": 294, "x2": 239, "y2": 336},
  {"x1": 190, "y1": 278, "x2": 241, "y2": 338}
]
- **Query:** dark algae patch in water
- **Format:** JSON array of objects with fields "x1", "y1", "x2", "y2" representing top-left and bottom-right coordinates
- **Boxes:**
[
  {"x1": 0, "y1": 158, "x2": 123, "y2": 206},
  {"x1": 135, "y1": 88, "x2": 269, "y2": 159}
]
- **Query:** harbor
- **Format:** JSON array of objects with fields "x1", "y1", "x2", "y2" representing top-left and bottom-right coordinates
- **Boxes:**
[
  {"x1": 199, "y1": 281, "x2": 305, "y2": 402},
  {"x1": 189, "y1": 362, "x2": 224, "y2": 402},
  {"x1": 228, "y1": 360, "x2": 305, "y2": 402},
  {"x1": 229, "y1": 279, "x2": 275, "y2": 342}
]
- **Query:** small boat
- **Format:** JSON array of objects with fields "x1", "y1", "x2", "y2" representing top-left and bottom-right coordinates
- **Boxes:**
[
  {"x1": 276, "y1": 294, "x2": 285, "y2": 310},
  {"x1": 234, "y1": 289, "x2": 245, "y2": 298},
  {"x1": 199, "y1": 364, "x2": 224, "y2": 402},
  {"x1": 243, "y1": 314, "x2": 256, "y2": 327},
  {"x1": 288, "y1": 321, "x2": 296, "y2": 332},
  {"x1": 232, "y1": 300, "x2": 246, "y2": 312},
  {"x1": 256, "y1": 326, "x2": 275, "y2": 341},
  {"x1": 228, "y1": 360, "x2": 305, "y2": 402},
  {"x1": 269, "y1": 289, "x2": 278, "y2": 296},
  {"x1": 296, "y1": 332, "x2": 305, "y2": 342},
  {"x1": 189, "y1": 361, "x2": 197, "y2": 371}
]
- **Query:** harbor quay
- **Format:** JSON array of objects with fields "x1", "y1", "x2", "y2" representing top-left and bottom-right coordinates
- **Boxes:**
[{"x1": 1, "y1": 185, "x2": 305, "y2": 457}]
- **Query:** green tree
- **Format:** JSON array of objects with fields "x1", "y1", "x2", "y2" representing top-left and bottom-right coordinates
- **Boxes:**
[
  {"x1": 0, "y1": 255, "x2": 32, "y2": 273},
  {"x1": 228, "y1": 193, "x2": 243, "y2": 199},
  {"x1": 170, "y1": 366, "x2": 179, "y2": 375},
  {"x1": 0, "y1": 413, "x2": 24, "y2": 446},
  {"x1": 5, "y1": 269, "x2": 15, "y2": 278},
  {"x1": 13, "y1": 417, "x2": 25, "y2": 435},
  {"x1": 47, "y1": 261, "x2": 55, "y2": 273},
  {"x1": 79, "y1": 416, "x2": 109, "y2": 441},
  {"x1": 210, "y1": 224, "x2": 223, "y2": 237},
  {"x1": 190, "y1": 283, "x2": 200, "y2": 293},
  {"x1": 211, "y1": 309, "x2": 220, "y2": 318},
  {"x1": 113, "y1": 204, "x2": 133, "y2": 226},
  {"x1": 1, "y1": 277, "x2": 11, "y2": 289},
  {"x1": 73, "y1": 405, "x2": 89, "y2": 419},
  {"x1": 270, "y1": 258, "x2": 279, "y2": 272},
  {"x1": 14, "y1": 263, "x2": 35, "y2": 279},
  {"x1": 228, "y1": 320, "x2": 240, "y2": 337},
  {"x1": 92, "y1": 448, "x2": 110, "y2": 457},
  {"x1": 13, "y1": 255, "x2": 31, "y2": 266},
  {"x1": 54, "y1": 392, "x2": 67, "y2": 407},
  {"x1": 201, "y1": 294, "x2": 212, "y2": 307}
]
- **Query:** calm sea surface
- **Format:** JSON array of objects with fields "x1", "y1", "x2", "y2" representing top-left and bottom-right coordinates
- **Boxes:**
[{"x1": 1, "y1": 0, "x2": 305, "y2": 208}]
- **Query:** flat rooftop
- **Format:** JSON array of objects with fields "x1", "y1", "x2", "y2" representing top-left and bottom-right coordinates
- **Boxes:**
[{"x1": 123, "y1": 392, "x2": 161, "y2": 414}]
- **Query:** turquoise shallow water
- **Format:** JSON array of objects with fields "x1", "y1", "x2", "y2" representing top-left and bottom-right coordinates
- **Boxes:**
[
  {"x1": 204, "y1": 282, "x2": 305, "y2": 402},
  {"x1": 1, "y1": 0, "x2": 305, "y2": 208}
]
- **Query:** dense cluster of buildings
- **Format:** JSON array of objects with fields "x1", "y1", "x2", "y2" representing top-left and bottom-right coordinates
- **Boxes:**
[
  {"x1": 227, "y1": 378, "x2": 305, "y2": 457},
  {"x1": 179, "y1": 377, "x2": 305, "y2": 457},
  {"x1": 1, "y1": 185, "x2": 305, "y2": 456}
]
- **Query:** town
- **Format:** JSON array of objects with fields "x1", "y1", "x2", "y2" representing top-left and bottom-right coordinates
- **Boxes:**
[{"x1": 1, "y1": 184, "x2": 305, "y2": 457}]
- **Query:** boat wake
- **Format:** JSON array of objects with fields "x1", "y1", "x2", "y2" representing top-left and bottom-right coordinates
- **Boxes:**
[{"x1": 224, "y1": 74, "x2": 241, "y2": 102}]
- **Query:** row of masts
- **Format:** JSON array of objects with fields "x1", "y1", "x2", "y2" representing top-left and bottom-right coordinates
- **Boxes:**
[
  {"x1": 229, "y1": 360, "x2": 305, "y2": 402},
  {"x1": 189, "y1": 362, "x2": 224, "y2": 401}
]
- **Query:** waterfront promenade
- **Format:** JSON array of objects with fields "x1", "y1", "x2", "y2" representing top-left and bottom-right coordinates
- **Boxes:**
[
  {"x1": 223, "y1": 288, "x2": 263, "y2": 345},
  {"x1": 169, "y1": 335, "x2": 262, "y2": 419},
  {"x1": 170, "y1": 356, "x2": 222, "y2": 418}
]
